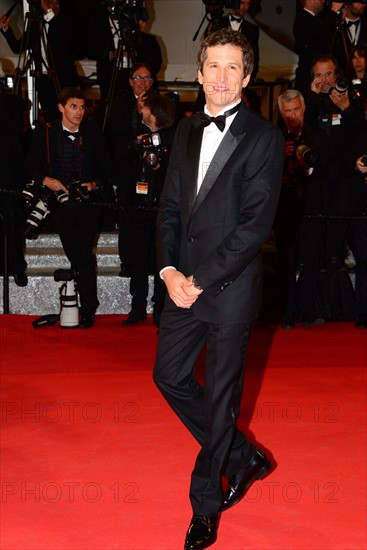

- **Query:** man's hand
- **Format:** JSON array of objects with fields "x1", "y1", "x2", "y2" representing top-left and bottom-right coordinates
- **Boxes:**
[
  {"x1": 81, "y1": 181, "x2": 97, "y2": 192},
  {"x1": 329, "y1": 89, "x2": 350, "y2": 111},
  {"x1": 162, "y1": 269, "x2": 201, "y2": 309},
  {"x1": 42, "y1": 177, "x2": 68, "y2": 193}
]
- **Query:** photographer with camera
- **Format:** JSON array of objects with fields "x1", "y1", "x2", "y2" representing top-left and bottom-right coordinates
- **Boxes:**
[
  {"x1": 121, "y1": 89, "x2": 176, "y2": 326},
  {"x1": 104, "y1": 62, "x2": 155, "y2": 277},
  {"x1": 275, "y1": 89, "x2": 329, "y2": 327},
  {"x1": 25, "y1": 88, "x2": 113, "y2": 328},
  {"x1": 0, "y1": 0, "x2": 79, "y2": 123},
  {"x1": 304, "y1": 54, "x2": 366, "y2": 320}
]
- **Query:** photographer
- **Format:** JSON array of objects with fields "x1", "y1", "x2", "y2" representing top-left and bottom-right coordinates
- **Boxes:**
[
  {"x1": 275, "y1": 89, "x2": 329, "y2": 327},
  {"x1": 304, "y1": 54, "x2": 365, "y2": 320},
  {"x1": 122, "y1": 90, "x2": 176, "y2": 326},
  {"x1": 0, "y1": 0, "x2": 79, "y2": 123},
  {"x1": 25, "y1": 88, "x2": 113, "y2": 328}
]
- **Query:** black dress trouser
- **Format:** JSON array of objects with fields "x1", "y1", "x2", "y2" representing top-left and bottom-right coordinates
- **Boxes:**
[{"x1": 52, "y1": 204, "x2": 100, "y2": 316}]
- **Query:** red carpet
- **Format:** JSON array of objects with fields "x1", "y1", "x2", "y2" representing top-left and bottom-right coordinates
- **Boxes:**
[{"x1": 1, "y1": 315, "x2": 366, "y2": 549}]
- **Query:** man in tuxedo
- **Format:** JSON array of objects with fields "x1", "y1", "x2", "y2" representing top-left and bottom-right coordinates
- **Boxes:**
[
  {"x1": 0, "y1": 0, "x2": 79, "y2": 123},
  {"x1": 330, "y1": 1, "x2": 367, "y2": 73},
  {"x1": 293, "y1": 0, "x2": 340, "y2": 95},
  {"x1": 25, "y1": 88, "x2": 113, "y2": 328},
  {"x1": 153, "y1": 28, "x2": 284, "y2": 550}
]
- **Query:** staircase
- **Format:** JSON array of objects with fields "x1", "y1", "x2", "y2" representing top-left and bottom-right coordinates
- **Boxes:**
[{"x1": 0, "y1": 232, "x2": 154, "y2": 316}]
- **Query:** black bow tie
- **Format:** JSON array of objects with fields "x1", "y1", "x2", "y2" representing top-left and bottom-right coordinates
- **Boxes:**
[
  {"x1": 348, "y1": 19, "x2": 360, "y2": 28},
  {"x1": 197, "y1": 103, "x2": 241, "y2": 132},
  {"x1": 63, "y1": 130, "x2": 79, "y2": 140},
  {"x1": 230, "y1": 15, "x2": 242, "y2": 22}
]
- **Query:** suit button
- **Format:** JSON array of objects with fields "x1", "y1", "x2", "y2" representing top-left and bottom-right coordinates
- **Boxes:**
[{"x1": 188, "y1": 237, "x2": 194, "y2": 243}]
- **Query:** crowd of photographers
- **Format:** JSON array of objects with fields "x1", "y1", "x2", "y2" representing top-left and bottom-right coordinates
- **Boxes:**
[{"x1": 0, "y1": 0, "x2": 366, "y2": 329}]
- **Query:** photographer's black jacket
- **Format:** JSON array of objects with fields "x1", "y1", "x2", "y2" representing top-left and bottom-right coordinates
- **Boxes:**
[
  {"x1": 1, "y1": 13, "x2": 79, "y2": 89},
  {"x1": 25, "y1": 119, "x2": 113, "y2": 201}
]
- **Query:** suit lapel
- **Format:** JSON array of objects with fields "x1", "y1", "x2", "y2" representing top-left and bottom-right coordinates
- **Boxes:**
[
  {"x1": 190, "y1": 105, "x2": 248, "y2": 220},
  {"x1": 186, "y1": 121, "x2": 204, "y2": 214}
]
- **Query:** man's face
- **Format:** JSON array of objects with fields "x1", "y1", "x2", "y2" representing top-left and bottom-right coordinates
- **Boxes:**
[
  {"x1": 280, "y1": 98, "x2": 305, "y2": 133},
  {"x1": 198, "y1": 44, "x2": 249, "y2": 115},
  {"x1": 129, "y1": 66, "x2": 153, "y2": 97},
  {"x1": 348, "y1": 2, "x2": 366, "y2": 17},
  {"x1": 232, "y1": 0, "x2": 250, "y2": 17},
  {"x1": 306, "y1": 0, "x2": 325, "y2": 14},
  {"x1": 351, "y1": 50, "x2": 366, "y2": 74},
  {"x1": 239, "y1": 0, "x2": 251, "y2": 16},
  {"x1": 58, "y1": 98, "x2": 85, "y2": 130},
  {"x1": 312, "y1": 60, "x2": 336, "y2": 93}
]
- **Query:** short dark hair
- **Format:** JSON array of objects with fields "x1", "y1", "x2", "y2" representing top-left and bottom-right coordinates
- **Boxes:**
[
  {"x1": 142, "y1": 90, "x2": 176, "y2": 129},
  {"x1": 310, "y1": 54, "x2": 343, "y2": 80},
  {"x1": 129, "y1": 62, "x2": 153, "y2": 79},
  {"x1": 58, "y1": 88, "x2": 85, "y2": 106},
  {"x1": 197, "y1": 28, "x2": 254, "y2": 78}
]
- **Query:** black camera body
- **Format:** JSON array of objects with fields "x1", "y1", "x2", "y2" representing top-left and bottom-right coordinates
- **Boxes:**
[
  {"x1": 133, "y1": 132, "x2": 168, "y2": 208},
  {"x1": 22, "y1": 181, "x2": 50, "y2": 239},
  {"x1": 288, "y1": 135, "x2": 319, "y2": 169},
  {"x1": 54, "y1": 180, "x2": 91, "y2": 204}
]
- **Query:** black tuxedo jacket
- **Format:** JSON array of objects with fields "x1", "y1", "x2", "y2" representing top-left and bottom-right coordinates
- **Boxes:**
[
  {"x1": 293, "y1": 8, "x2": 336, "y2": 93},
  {"x1": 332, "y1": 16, "x2": 367, "y2": 72},
  {"x1": 25, "y1": 119, "x2": 113, "y2": 190},
  {"x1": 157, "y1": 103, "x2": 284, "y2": 323},
  {"x1": 1, "y1": 14, "x2": 79, "y2": 89}
]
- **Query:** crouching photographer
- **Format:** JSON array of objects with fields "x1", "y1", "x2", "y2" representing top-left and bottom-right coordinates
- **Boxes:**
[
  {"x1": 25, "y1": 88, "x2": 113, "y2": 328},
  {"x1": 122, "y1": 90, "x2": 176, "y2": 326},
  {"x1": 275, "y1": 89, "x2": 329, "y2": 328}
]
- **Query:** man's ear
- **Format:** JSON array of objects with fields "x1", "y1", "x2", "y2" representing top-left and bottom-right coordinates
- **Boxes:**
[
  {"x1": 58, "y1": 103, "x2": 64, "y2": 114},
  {"x1": 242, "y1": 74, "x2": 251, "y2": 89},
  {"x1": 198, "y1": 69, "x2": 204, "y2": 86}
]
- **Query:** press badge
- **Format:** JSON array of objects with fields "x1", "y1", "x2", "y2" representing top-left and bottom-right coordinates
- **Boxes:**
[
  {"x1": 332, "y1": 113, "x2": 342, "y2": 125},
  {"x1": 136, "y1": 181, "x2": 148, "y2": 195}
]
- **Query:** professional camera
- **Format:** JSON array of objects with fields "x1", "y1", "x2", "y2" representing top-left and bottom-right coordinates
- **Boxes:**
[
  {"x1": 54, "y1": 180, "x2": 91, "y2": 204},
  {"x1": 288, "y1": 135, "x2": 319, "y2": 169},
  {"x1": 334, "y1": 76, "x2": 349, "y2": 94},
  {"x1": 54, "y1": 269, "x2": 79, "y2": 328},
  {"x1": 22, "y1": 181, "x2": 51, "y2": 239},
  {"x1": 133, "y1": 132, "x2": 168, "y2": 207}
]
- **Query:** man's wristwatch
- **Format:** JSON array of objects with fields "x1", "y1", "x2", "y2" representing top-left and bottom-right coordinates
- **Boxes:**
[{"x1": 192, "y1": 277, "x2": 202, "y2": 290}]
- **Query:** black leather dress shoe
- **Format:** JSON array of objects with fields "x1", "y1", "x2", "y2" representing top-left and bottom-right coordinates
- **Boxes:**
[
  {"x1": 122, "y1": 310, "x2": 147, "y2": 326},
  {"x1": 184, "y1": 514, "x2": 219, "y2": 550},
  {"x1": 13, "y1": 272, "x2": 28, "y2": 287},
  {"x1": 221, "y1": 449, "x2": 272, "y2": 512},
  {"x1": 79, "y1": 314, "x2": 95, "y2": 328}
]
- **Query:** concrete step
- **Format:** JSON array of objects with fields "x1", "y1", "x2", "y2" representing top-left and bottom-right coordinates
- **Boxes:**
[{"x1": 0, "y1": 232, "x2": 154, "y2": 316}]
